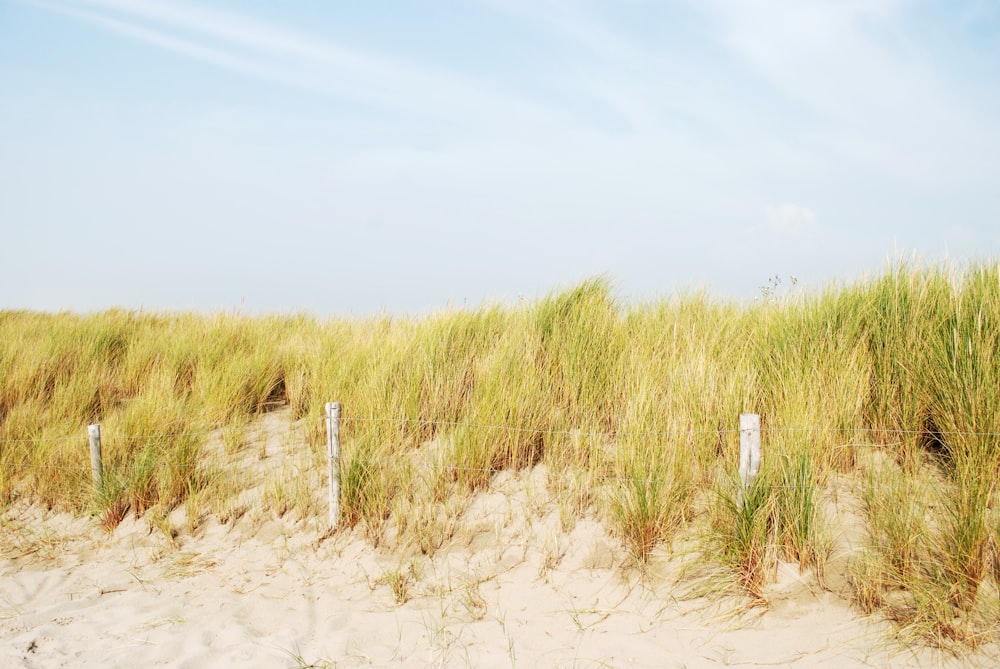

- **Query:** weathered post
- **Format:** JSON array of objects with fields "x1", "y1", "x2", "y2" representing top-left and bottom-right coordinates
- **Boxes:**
[
  {"x1": 326, "y1": 402, "x2": 342, "y2": 530},
  {"x1": 88, "y1": 423, "x2": 103, "y2": 491},
  {"x1": 738, "y1": 413, "x2": 761, "y2": 508}
]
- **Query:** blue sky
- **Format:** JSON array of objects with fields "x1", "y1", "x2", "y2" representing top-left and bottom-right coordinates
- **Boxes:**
[{"x1": 2, "y1": 0, "x2": 999, "y2": 315}]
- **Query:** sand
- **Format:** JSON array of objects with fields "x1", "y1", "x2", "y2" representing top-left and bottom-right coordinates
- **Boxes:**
[{"x1": 0, "y1": 412, "x2": 991, "y2": 668}]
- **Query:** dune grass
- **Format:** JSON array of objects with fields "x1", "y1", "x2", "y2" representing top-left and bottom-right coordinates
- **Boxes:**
[{"x1": 2, "y1": 261, "x2": 1000, "y2": 649}]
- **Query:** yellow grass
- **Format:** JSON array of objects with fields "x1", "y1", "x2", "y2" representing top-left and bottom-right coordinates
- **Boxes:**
[{"x1": 2, "y1": 260, "x2": 1000, "y2": 649}]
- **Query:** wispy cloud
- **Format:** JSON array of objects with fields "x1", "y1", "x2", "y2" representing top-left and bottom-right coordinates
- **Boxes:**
[
  {"x1": 701, "y1": 0, "x2": 915, "y2": 125},
  {"x1": 478, "y1": 0, "x2": 699, "y2": 134},
  {"x1": 22, "y1": 0, "x2": 570, "y2": 135},
  {"x1": 25, "y1": 0, "x2": 328, "y2": 92},
  {"x1": 476, "y1": 0, "x2": 815, "y2": 143},
  {"x1": 698, "y1": 0, "x2": 1000, "y2": 179},
  {"x1": 486, "y1": 0, "x2": 1000, "y2": 193}
]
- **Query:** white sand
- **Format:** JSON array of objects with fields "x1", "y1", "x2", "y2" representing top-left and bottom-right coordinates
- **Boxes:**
[
  {"x1": 1, "y1": 411, "x2": 990, "y2": 667},
  {"x1": 0, "y1": 501, "x2": 964, "y2": 668}
]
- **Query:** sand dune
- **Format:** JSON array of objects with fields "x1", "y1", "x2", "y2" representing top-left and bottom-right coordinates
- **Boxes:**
[
  {"x1": 1, "y1": 410, "x2": 991, "y2": 668},
  {"x1": 1, "y1": 493, "x2": 966, "y2": 668}
]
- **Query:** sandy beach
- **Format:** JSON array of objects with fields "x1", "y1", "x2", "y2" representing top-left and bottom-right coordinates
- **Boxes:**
[
  {"x1": 2, "y1": 472, "x2": 982, "y2": 669},
  {"x1": 2, "y1": 409, "x2": 996, "y2": 668}
]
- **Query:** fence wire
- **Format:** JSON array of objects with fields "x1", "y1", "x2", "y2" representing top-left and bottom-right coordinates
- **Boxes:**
[
  {"x1": 2, "y1": 416, "x2": 998, "y2": 449},
  {"x1": 0, "y1": 413, "x2": 997, "y2": 491},
  {"x1": 0, "y1": 460, "x2": 923, "y2": 491}
]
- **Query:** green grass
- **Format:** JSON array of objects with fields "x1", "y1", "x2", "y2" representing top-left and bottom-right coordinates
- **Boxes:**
[{"x1": 2, "y1": 260, "x2": 1000, "y2": 650}]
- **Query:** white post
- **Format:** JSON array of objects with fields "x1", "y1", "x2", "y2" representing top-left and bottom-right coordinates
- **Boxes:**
[
  {"x1": 738, "y1": 413, "x2": 761, "y2": 507},
  {"x1": 88, "y1": 424, "x2": 103, "y2": 491},
  {"x1": 326, "y1": 402, "x2": 342, "y2": 530}
]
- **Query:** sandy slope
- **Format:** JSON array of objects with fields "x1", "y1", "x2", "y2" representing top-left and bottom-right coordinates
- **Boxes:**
[
  {"x1": 0, "y1": 411, "x2": 992, "y2": 668},
  {"x1": 0, "y1": 502, "x2": 967, "y2": 668}
]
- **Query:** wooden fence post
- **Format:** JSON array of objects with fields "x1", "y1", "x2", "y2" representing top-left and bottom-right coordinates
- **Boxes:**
[
  {"x1": 88, "y1": 424, "x2": 103, "y2": 491},
  {"x1": 326, "y1": 402, "x2": 342, "y2": 530},
  {"x1": 738, "y1": 413, "x2": 761, "y2": 507}
]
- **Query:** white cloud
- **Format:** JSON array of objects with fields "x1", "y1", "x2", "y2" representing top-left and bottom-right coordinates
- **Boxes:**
[
  {"x1": 765, "y1": 203, "x2": 818, "y2": 237},
  {"x1": 23, "y1": 0, "x2": 570, "y2": 135},
  {"x1": 698, "y1": 0, "x2": 1000, "y2": 187}
]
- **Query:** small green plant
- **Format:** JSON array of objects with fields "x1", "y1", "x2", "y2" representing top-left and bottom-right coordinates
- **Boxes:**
[
  {"x1": 719, "y1": 475, "x2": 776, "y2": 600},
  {"x1": 221, "y1": 424, "x2": 246, "y2": 455},
  {"x1": 283, "y1": 645, "x2": 336, "y2": 669},
  {"x1": 860, "y1": 458, "x2": 928, "y2": 581},
  {"x1": 608, "y1": 471, "x2": 687, "y2": 564},
  {"x1": 381, "y1": 561, "x2": 418, "y2": 605},
  {"x1": 773, "y1": 451, "x2": 827, "y2": 574},
  {"x1": 340, "y1": 441, "x2": 394, "y2": 544},
  {"x1": 938, "y1": 469, "x2": 993, "y2": 611}
]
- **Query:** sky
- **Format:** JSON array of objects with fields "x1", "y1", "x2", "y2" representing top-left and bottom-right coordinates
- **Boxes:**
[{"x1": 1, "y1": 0, "x2": 999, "y2": 315}]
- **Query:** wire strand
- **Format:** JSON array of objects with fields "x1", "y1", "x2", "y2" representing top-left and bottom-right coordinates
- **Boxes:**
[{"x1": 1, "y1": 416, "x2": 997, "y2": 449}]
